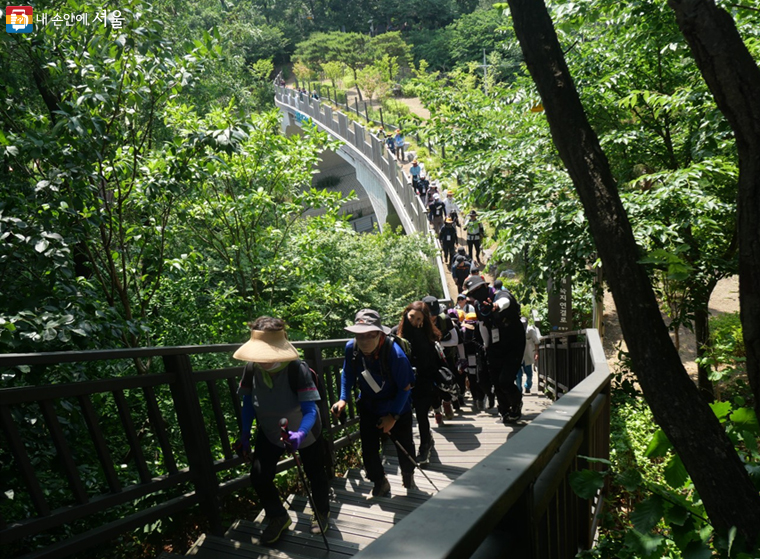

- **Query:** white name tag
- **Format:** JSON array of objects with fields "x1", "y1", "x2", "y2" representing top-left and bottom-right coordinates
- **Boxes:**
[
  {"x1": 468, "y1": 355, "x2": 477, "y2": 366},
  {"x1": 491, "y1": 328, "x2": 500, "y2": 343},
  {"x1": 446, "y1": 235, "x2": 451, "y2": 241},
  {"x1": 361, "y1": 369, "x2": 383, "y2": 393}
]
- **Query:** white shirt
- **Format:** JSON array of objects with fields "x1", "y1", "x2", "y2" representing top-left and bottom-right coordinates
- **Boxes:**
[
  {"x1": 523, "y1": 324, "x2": 542, "y2": 364},
  {"x1": 444, "y1": 195, "x2": 460, "y2": 216}
]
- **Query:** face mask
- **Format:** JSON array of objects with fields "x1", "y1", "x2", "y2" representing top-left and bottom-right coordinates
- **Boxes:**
[
  {"x1": 357, "y1": 334, "x2": 381, "y2": 355},
  {"x1": 470, "y1": 285, "x2": 488, "y2": 303}
]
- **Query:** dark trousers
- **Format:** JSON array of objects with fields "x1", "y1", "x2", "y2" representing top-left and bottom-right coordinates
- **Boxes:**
[
  {"x1": 250, "y1": 430, "x2": 330, "y2": 518},
  {"x1": 412, "y1": 381, "x2": 440, "y2": 447},
  {"x1": 359, "y1": 402, "x2": 415, "y2": 481},
  {"x1": 487, "y1": 353, "x2": 522, "y2": 418},
  {"x1": 442, "y1": 243, "x2": 456, "y2": 264},
  {"x1": 468, "y1": 239, "x2": 482, "y2": 262}
]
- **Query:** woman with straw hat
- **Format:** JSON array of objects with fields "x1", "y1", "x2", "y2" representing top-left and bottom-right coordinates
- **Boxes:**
[{"x1": 234, "y1": 317, "x2": 330, "y2": 544}]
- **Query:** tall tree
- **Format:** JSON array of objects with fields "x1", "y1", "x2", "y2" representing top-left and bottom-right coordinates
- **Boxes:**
[
  {"x1": 666, "y1": 0, "x2": 760, "y2": 439},
  {"x1": 504, "y1": 0, "x2": 760, "y2": 547}
]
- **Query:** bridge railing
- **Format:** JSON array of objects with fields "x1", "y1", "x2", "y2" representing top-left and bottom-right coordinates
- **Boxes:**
[
  {"x1": 353, "y1": 329, "x2": 611, "y2": 559},
  {"x1": 0, "y1": 340, "x2": 356, "y2": 559},
  {"x1": 1, "y1": 330, "x2": 609, "y2": 559},
  {"x1": 275, "y1": 87, "x2": 452, "y2": 305}
]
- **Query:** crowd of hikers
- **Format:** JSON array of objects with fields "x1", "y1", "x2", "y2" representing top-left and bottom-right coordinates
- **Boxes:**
[
  {"x1": 229, "y1": 125, "x2": 545, "y2": 545},
  {"x1": 234, "y1": 290, "x2": 542, "y2": 543}
]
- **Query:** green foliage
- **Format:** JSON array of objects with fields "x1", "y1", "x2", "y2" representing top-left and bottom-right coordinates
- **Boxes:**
[
  {"x1": 697, "y1": 312, "x2": 747, "y2": 397},
  {"x1": 408, "y1": 7, "x2": 519, "y2": 77},
  {"x1": 574, "y1": 385, "x2": 760, "y2": 559}
]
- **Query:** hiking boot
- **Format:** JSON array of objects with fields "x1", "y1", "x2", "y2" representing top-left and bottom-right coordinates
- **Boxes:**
[
  {"x1": 506, "y1": 402, "x2": 523, "y2": 422},
  {"x1": 443, "y1": 401, "x2": 454, "y2": 420},
  {"x1": 310, "y1": 510, "x2": 330, "y2": 535},
  {"x1": 402, "y1": 472, "x2": 417, "y2": 490},
  {"x1": 261, "y1": 514, "x2": 292, "y2": 544},
  {"x1": 452, "y1": 399, "x2": 461, "y2": 412},
  {"x1": 434, "y1": 412, "x2": 444, "y2": 426},
  {"x1": 457, "y1": 395, "x2": 465, "y2": 408},
  {"x1": 488, "y1": 396, "x2": 495, "y2": 409},
  {"x1": 371, "y1": 476, "x2": 391, "y2": 497}
]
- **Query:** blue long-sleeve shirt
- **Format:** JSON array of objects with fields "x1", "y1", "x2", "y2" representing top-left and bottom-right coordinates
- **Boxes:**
[{"x1": 340, "y1": 337, "x2": 414, "y2": 417}]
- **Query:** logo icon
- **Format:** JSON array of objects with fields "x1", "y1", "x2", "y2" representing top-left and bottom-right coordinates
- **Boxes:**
[{"x1": 6, "y1": 5, "x2": 32, "y2": 33}]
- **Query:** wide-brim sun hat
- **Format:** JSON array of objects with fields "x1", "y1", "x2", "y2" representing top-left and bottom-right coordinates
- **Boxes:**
[
  {"x1": 463, "y1": 275, "x2": 488, "y2": 295},
  {"x1": 345, "y1": 309, "x2": 391, "y2": 335},
  {"x1": 233, "y1": 329, "x2": 299, "y2": 363}
]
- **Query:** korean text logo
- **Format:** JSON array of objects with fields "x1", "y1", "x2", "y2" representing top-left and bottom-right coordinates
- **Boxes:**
[{"x1": 6, "y1": 5, "x2": 32, "y2": 33}]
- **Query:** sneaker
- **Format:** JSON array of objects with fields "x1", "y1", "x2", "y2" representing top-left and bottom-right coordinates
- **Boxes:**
[
  {"x1": 443, "y1": 401, "x2": 454, "y2": 420},
  {"x1": 310, "y1": 510, "x2": 329, "y2": 535},
  {"x1": 507, "y1": 402, "x2": 523, "y2": 422},
  {"x1": 371, "y1": 476, "x2": 391, "y2": 497},
  {"x1": 261, "y1": 514, "x2": 292, "y2": 544},
  {"x1": 402, "y1": 472, "x2": 417, "y2": 490},
  {"x1": 416, "y1": 443, "x2": 431, "y2": 465},
  {"x1": 435, "y1": 412, "x2": 444, "y2": 426}
]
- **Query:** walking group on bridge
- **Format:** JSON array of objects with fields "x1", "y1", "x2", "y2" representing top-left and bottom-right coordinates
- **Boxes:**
[{"x1": 232, "y1": 282, "x2": 542, "y2": 545}]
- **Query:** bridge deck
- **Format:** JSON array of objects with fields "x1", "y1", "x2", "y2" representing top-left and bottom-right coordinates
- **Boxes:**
[{"x1": 179, "y1": 392, "x2": 552, "y2": 558}]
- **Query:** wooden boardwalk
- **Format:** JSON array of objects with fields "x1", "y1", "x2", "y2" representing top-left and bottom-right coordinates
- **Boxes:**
[{"x1": 179, "y1": 392, "x2": 552, "y2": 559}]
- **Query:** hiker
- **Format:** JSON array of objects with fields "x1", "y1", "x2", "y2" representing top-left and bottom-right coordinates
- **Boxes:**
[
  {"x1": 463, "y1": 210, "x2": 485, "y2": 264},
  {"x1": 428, "y1": 193, "x2": 447, "y2": 234},
  {"x1": 385, "y1": 135, "x2": 396, "y2": 158},
  {"x1": 425, "y1": 182, "x2": 439, "y2": 209},
  {"x1": 394, "y1": 129, "x2": 405, "y2": 162},
  {"x1": 462, "y1": 311, "x2": 489, "y2": 412},
  {"x1": 463, "y1": 275, "x2": 526, "y2": 424},
  {"x1": 397, "y1": 301, "x2": 443, "y2": 463},
  {"x1": 410, "y1": 160, "x2": 422, "y2": 190},
  {"x1": 415, "y1": 173, "x2": 430, "y2": 200},
  {"x1": 332, "y1": 309, "x2": 417, "y2": 496},
  {"x1": 234, "y1": 317, "x2": 330, "y2": 544},
  {"x1": 518, "y1": 316, "x2": 542, "y2": 393},
  {"x1": 422, "y1": 296, "x2": 465, "y2": 417},
  {"x1": 456, "y1": 292, "x2": 475, "y2": 315},
  {"x1": 452, "y1": 252, "x2": 472, "y2": 294},
  {"x1": 444, "y1": 191, "x2": 461, "y2": 228},
  {"x1": 439, "y1": 217, "x2": 458, "y2": 265}
]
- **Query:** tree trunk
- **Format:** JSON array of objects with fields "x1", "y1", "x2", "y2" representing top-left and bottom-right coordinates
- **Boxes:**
[
  {"x1": 505, "y1": 0, "x2": 760, "y2": 545},
  {"x1": 667, "y1": 0, "x2": 760, "y2": 438},
  {"x1": 694, "y1": 299, "x2": 715, "y2": 402}
]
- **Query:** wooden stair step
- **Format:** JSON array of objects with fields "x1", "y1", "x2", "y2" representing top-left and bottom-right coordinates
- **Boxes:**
[
  {"x1": 289, "y1": 495, "x2": 403, "y2": 527},
  {"x1": 328, "y1": 485, "x2": 420, "y2": 514},
  {"x1": 186, "y1": 533, "x2": 336, "y2": 559},
  {"x1": 225, "y1": 517, "x2": 361, "y2": 557},
  {"x1": 330, "y1": 473, "x2": 431, "y2": 505},
  {"x1": 342, "y1": 468, "x2": 450, "y2": 494}
]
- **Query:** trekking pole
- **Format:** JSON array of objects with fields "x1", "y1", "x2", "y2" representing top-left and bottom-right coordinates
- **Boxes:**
[
  {"x1": 331, "y1": 403, "x2": 354, "y2": 448},
  {"x1": 379, "y1": 422, "x2": 440, "y2": 492},
  {"x1": 279, "y1": 418, "x2": 330, "y2": 551}
]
